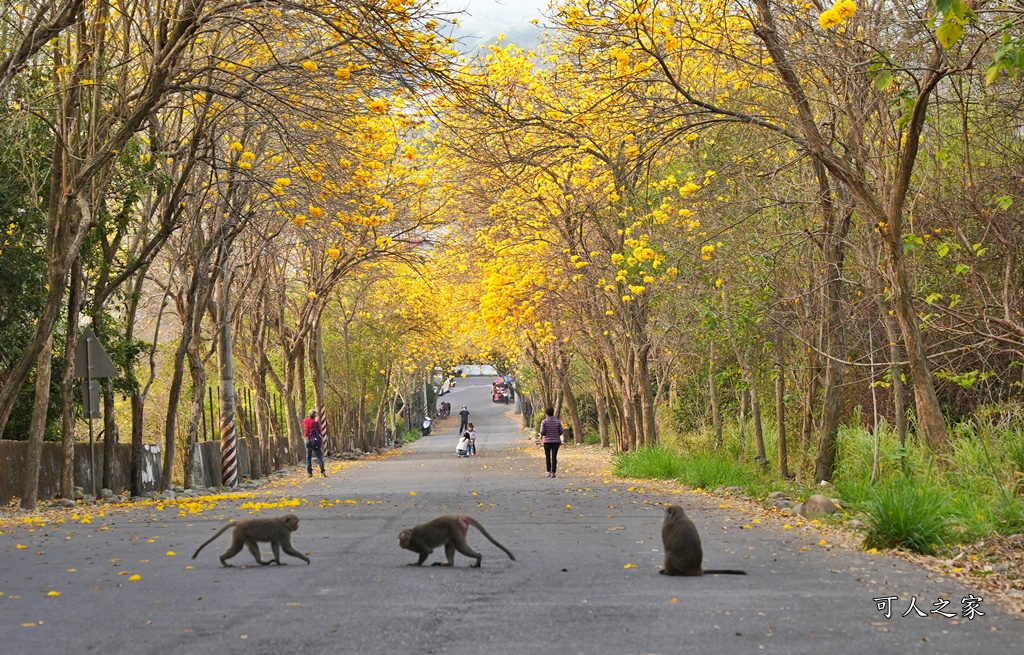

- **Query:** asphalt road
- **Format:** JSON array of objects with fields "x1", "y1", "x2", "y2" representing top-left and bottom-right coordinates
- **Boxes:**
[{"x1": 2, "y1": 376, "x2": 1021, "y2": 654}]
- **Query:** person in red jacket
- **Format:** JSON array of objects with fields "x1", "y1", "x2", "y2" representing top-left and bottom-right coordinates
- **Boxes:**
[
  {"x1": 539, "y1": 407, "x2": 563, "y2": 478},
  {"x1": 301, "y1": 409, "x2": 326, "y2": 478}
]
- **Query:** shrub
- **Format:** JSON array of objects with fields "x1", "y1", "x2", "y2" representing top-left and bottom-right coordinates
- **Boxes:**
[
  {"x1": 613, "y1": 446, "x2": 750, "y2": 490},
  {"x1": 614, "y1": 447, "x2": 686, "y2": 479},
  {"x1": 863, "y1": 479, "x2": 951, "y2": 555}
]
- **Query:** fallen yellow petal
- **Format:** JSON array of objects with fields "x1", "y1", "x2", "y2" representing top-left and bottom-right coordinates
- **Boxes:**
[
  {"x1": 783, "y1": 524, "x2": 793, "y2": 530},
  {"x1": 409, "y1": 491, "x2": 416, "y2": 497},
  {"x1": 624, "y1": 563, "x2": 637, "y2": 569},
  {"x1": 128, "y1": 574, "x2": 142, "y2": 581},
  {"x1": 46, "y1": 591, "x2": 60, "y2": 597},
  {"x1": 166, "y1": 551, "x2": 176, "y2": 557},
  {"x1": 669, "y1": 597, "x2": 680, "y2": 603}
]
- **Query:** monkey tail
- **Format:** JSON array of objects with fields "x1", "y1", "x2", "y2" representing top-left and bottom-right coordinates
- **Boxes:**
[
  {"x1": 191, "y1": 522, "x2": 234, "y2": 559},
  {"x1": 463, "y1": 516, "x2": 516, "y2": 561},
  {"x1": 702, "y1": 569, "x2": 747, "y2": 575}
]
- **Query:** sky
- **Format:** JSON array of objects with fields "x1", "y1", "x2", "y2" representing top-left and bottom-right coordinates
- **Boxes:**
[{"x1": 436, "y1": 0, "x2": 550, "y2": 51}]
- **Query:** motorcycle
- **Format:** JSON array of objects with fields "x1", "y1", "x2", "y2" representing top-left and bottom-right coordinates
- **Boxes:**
[{"x1": 422, "y1": 415, "x2": 432, "y2": 436}]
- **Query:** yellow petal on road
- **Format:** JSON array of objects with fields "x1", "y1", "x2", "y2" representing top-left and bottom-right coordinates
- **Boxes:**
[
  {"x1": 128, "y1": 574, "x2": 141, "y2": 581},
  {"x1": 624, "y1": 563, "x2": 637, "y2": 569},
  {"x1": 166, "y1": 551, "x2": 176, "y2": 557},
  {"x1": 409, "y1": 491, "x2": 416, "y2": 497},
  {"x1": 46, "y1": 591, "x2": 60, "y2": 597}
]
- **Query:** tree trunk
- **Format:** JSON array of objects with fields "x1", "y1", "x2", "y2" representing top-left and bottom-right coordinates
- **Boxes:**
[
  {"x1": 595, "y1": 385, "x2": 610, "y2": 448},
  {"x1": 750, "y1": 384, "x2": 767, "y2": 467},
  {"x1": 634, "y1": 345, "x2": 657, "y2": 446},
  {"x1": 556, "y1": 357, "x2": 584, "y2": 445},
  {"x1": 21, "y1": 336, "x2": 54, "y2": 509},
  {"x1": 101, "y1": 378, "x2": 118, "y2": 491},
  {"x1": 60, "y1": 256, "x2": 83, "y2": 499},
  {"x1": 738, "y1": 388, "x2": 749, "y2": 451},
  {"x1": 181, "y1": 338, "x2": 205, "y2": 489},
  {"x1": 308, "y1": 320, "x2": 329, "y2": 447},
  {"x1": 812, "y1": 208, "x2": 852, "y2": 483},
  {"x1": 773, "y1": 329, "x2": 789, "y2": 478},
  {"x1": 881, "y1": 235, "x2": 948, "y2": 449},
  {"x1": 709, "y1": 344, "x2": 722, "y2": 448},
  {"x1": 162, "y1": 265, "x2": 209, "y2": 489}
]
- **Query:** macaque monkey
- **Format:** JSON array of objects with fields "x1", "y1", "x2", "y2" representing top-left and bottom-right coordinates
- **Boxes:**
[
  {"x1": 192, "y1": 514, "x2": 310, "y2": 567},
  {"x1": 661, "y1": 505, "x2": 746, "y2": 576},
  {"x1": 399, "y1": 515, "x2": 516, "y2": 567}
]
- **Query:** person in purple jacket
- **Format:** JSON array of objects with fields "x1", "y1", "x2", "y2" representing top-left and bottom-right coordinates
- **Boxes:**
[{"x1": 539, "y1": 407, "x2": 564, "y2": 478}]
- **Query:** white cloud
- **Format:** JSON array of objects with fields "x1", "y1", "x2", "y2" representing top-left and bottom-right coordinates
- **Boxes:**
[{"x1": 436, "y1": 0, "x2": 549, "y2": 51}]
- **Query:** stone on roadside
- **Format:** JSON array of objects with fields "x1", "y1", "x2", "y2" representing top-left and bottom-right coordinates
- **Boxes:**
[
  {"x1": 767, "y1": 491, "x2": 791, "y2": 501},
  {"x1": 773, "y1": 499, "x2": 795, "y2": 510},
  {"x1": 799, "y1": 495, "x2": 837, "y2": 519},
  {"x1": 99, "y1": 488, "x2": 116, "y2": 499},
  {"x1": 58, "y1": 498, "x2": 77, "y2": 508}
]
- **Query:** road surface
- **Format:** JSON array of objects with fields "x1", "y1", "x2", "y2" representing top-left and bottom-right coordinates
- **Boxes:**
[{"x1": 1, "y1": 376, "x2": 1021, "y2": 654}]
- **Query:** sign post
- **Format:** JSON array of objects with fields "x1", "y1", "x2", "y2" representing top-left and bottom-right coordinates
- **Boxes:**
[{"x1": 74, "y1": 328, "x2": 118, "y2": 497}]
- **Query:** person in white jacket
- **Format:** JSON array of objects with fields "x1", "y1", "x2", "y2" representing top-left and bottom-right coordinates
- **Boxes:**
[{"x1": 456, "y1": 431, "x2": 471, "y2": 457}]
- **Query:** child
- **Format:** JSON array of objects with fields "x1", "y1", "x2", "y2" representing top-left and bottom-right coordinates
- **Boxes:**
[
  {"x1": 467, "y1": 423, "x2": 477, "y2": 456},
  {"x1": 456, "y1": 431, "x2": 471, "y2": 457}
]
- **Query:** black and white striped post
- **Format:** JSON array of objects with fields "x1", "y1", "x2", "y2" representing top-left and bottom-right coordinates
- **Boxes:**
[{"x1": 217, "y1": 276, "x2": 238, "y2": 488}]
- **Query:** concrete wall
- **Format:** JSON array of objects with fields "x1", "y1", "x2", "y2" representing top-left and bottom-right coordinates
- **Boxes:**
[
  {"x1": 0, "y1": 441, "x2": 161, "y2": 505},
  {"x1": 1, "y1": 437, "x2": 269, "y2": 505}
]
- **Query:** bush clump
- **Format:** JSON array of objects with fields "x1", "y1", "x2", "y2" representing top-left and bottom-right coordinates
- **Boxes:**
[{"x1": 863, "y1": 479, "x2": 950, "y2": 555}]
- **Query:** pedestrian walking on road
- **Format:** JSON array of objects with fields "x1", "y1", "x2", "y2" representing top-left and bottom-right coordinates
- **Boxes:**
[
  {"x1": 458, "y1": 405, "x2": 470, "y2": 434},
  {"x1": 539, "y1": 407, "x2": 563, "y2": 478},
  {"x1": 302, "y1": 409, "x2": 327, "y2": 478}
]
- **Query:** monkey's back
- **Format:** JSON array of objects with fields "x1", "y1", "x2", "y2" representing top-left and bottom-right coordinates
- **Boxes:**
[{"x1": 661, "y1": 507, "x2": 703, "y2": 575}]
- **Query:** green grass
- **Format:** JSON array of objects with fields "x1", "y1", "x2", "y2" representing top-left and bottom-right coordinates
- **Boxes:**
[
  {"x1": 613, "y1": 446, "x2": 751, "y2": 490},
  {"x1": 863, "y1": 479, "x2": 951, "y2": 555},
  {"x1": 611, "y1": 409, "x2": 1024, "y2": 553},
  {"x1": 582, "y1": 427, "x2": 602, "y2": 446},
  {"x1": 614, "y1": 447, "x2": 687, "y2": 479}
]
